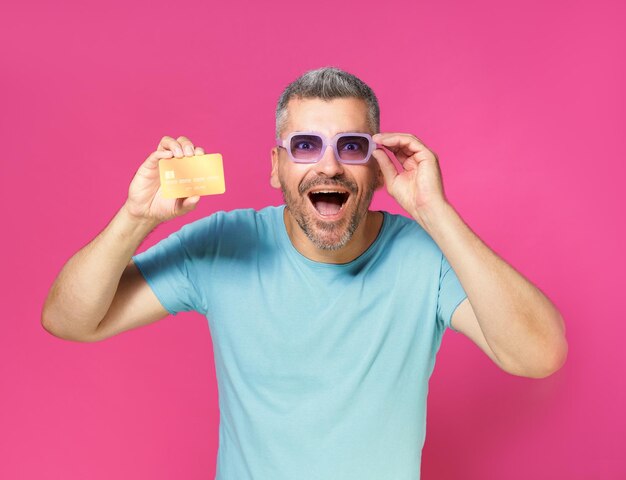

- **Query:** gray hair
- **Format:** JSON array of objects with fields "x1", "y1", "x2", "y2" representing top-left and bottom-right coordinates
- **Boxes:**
[{"x1": 275, "y1": 66, "x2": 380, "y2": 139}]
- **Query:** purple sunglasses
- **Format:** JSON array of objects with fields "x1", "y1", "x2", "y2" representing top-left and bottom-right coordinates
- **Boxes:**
[{"x1": 276, "y1": 131, "x2": 378, "y2": 164}]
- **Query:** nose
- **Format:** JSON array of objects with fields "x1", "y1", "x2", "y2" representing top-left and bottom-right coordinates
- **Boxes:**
[{"x1": 313, "y1": 144, "x2": 344, "y2": 177}]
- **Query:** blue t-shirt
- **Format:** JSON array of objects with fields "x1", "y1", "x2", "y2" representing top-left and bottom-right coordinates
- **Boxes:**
[{"x1": 132, "y1": 205, "x2": 467, "y2": 480}]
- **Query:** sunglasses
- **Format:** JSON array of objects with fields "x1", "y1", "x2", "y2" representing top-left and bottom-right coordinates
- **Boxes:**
[{"x1": 276, "y1": 131, "x2": 378, "y2": 164}]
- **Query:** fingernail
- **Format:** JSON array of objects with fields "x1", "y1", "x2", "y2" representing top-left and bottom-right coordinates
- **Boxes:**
[
  {"x1": 175, "y1": 148, "x2": 183, "y2": 157},
  {"x1": 184, "y1": 146, "x2": 194, "y2": 156}
]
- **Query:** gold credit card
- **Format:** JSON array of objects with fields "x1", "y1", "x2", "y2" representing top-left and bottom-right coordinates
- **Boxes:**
[{"x1": 158, "y1": 153, "x2": 225, "y2": 199}]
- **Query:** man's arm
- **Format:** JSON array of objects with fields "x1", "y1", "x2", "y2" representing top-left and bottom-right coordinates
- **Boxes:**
[
  {"x1": 41, "y1": 135, "x2": 204, "y2": 342},
  {"x1": 371, "y1": 132, "x2": 568, "y2": 379},
  {"x1": 42, "y1": 206, "x2": 166, "y2": 342},
  {"x1": 427, "y1": 202, "x2": 567, "y2": 378}
]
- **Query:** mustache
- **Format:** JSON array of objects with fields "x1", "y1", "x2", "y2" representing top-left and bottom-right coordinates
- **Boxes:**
[{"x1": 298, "y1": 176, "x2": 358, "y2": 196}]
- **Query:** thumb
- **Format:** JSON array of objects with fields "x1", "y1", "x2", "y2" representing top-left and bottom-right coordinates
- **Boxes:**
[
  {"x1": 178, "y1": 195, "x2": 200, "y2": 214},
  {"x1": 372, "y1": 148, "x2": 398, "y2": 190}
]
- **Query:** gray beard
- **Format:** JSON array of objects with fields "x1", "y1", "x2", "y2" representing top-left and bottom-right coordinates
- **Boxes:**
[{"x1": 279, "y1": 179, "x2": 376, "y2": 251}]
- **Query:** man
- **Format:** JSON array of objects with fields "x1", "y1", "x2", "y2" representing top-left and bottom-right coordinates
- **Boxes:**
[{"x1": 42, "y1": 67, "x2": 568, "y2": 479}]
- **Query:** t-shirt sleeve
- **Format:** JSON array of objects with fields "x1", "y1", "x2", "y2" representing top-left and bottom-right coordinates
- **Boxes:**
[
  {"x1": 436, "y1": 252, "x2": 468, "y2": 332},
  {"x1": 131, "y1": 227, "x2": 206, "y2": 316}
]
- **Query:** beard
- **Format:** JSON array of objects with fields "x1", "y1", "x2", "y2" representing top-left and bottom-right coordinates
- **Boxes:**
[{"x1": 279, "y1": 173, "x2": 378, "y2": 251}]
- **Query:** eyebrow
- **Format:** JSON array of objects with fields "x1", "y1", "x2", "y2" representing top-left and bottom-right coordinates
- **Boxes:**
[{"x1": 295, "y1": 130, "x2": 370, "y2": 135}]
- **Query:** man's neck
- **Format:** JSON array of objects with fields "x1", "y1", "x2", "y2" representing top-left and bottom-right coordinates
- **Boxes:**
[{"x1": 282, "y1": 208, "x2": 384, "y2": 264}]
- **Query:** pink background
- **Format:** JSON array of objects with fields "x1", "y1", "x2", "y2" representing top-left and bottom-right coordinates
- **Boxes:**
[{"x1": 1, "y1": 0, "x2": 624, "y2": 478}]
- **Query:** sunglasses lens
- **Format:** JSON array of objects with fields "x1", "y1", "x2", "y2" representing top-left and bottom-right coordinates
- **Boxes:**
[
  {"x1": 290, "y1": 134, "x2": 323, "y2": 161},
  {"x1": 337, "y1": 135, "x2": 370, "y2": 162}
]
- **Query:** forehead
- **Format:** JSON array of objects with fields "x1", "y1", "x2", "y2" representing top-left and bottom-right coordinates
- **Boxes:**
[{"x1": 284, "y1": 97, "x2": 370, "y2": 137}]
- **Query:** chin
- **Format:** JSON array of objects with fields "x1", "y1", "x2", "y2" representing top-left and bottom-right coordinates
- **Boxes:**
[
  {"x1": 301, "y1": 208, "x2": 360, "y2": 251},
  {"x1": 306, "y1": 226, "x2": 353, "y2": 251}
]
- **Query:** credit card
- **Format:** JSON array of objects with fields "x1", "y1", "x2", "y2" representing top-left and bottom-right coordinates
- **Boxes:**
[{"x1": 158, "y1": 153, "x2": 225, "y2": 199}]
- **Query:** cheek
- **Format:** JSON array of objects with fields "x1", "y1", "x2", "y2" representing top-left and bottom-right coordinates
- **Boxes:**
[
  {"x1": 278, "y1": 165, "x2": 309, "y2": 194},
  {"x1": 356, "y1": 169, "x2": 379, "y2": 191}
]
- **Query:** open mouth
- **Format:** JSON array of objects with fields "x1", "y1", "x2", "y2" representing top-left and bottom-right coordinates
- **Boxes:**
[{"x1": 307, "y1": 190, "x2": 350, "y2": 217}]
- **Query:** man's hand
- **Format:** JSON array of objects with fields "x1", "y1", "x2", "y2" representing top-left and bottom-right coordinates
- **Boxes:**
[
  {"x1": 371, "y1": 133, "x2": 448, "y2": 225},
  {"x1": 123, "y1": 135, "x2": 206, "y2": 224},
  {"x1": 371, "y1": 134, "x2": 568, "y2": 378}
]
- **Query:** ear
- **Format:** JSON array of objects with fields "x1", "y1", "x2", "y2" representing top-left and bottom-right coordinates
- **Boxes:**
[
  {"x1": 372, "y1": 159, "x2": 385, "y2": 190},
  {"x1": 270, "y1": 147, "x2": 281, "y2": 189},
  {"x1": 376, "y1": 165, "x2": 384, "y2": 190}
]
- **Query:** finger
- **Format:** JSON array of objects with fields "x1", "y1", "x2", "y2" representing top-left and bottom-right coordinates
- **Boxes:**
[
  {"x1": 378, "y1": 134, "x2": 423, "y2": 157},
  {"x1": 176, "y1": 136, "x2": 195, "y2": 156},
  {"x1": 374, "y1": 132, "x2": 425, "y2": 145},
  {"x1": 179, "y1": 195, "x2": 200, "y2": 213},
  {"x1": 371, "y1": 149, "x2": 398, "y2": 190},
  {"x1": 373, "y1": 133, "x2": 425, "y2": 161},
  {"x1": 158, "y1": 135, "x2": 184, "y2": 158},
  {"x1": 194, "y1": 146, "x2": 205, "y2": 156},
  {"x1": 142, "y1": 149, "x2": 174, "y2": 170}
]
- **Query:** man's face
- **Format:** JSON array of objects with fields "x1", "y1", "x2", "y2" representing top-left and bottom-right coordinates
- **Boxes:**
[{"x1": 271, "y1": 97, "x2": 383, "y2": 251}]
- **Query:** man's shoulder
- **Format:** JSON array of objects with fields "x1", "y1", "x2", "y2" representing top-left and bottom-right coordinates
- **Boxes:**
[
  {"x1": 380, "y1": 210, "x2": 427, "y2": 236},
  {"x1": 381, "y1": 210, "x2": 415, "y2": 227},
  {"x1": 378, "y1": 210, "x2": 439, "y2": 251},
  {"x1": 181, "y1": 205, "x2": 281, "y2": 231},
  {"x1": 174, "y1": 205, "x2": 281, "y2": 250}
]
